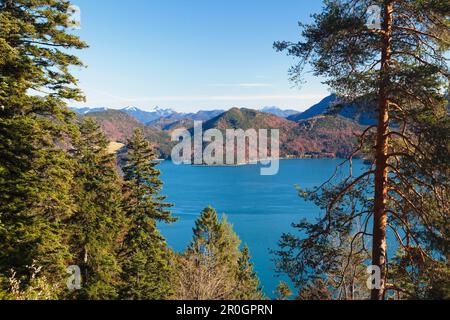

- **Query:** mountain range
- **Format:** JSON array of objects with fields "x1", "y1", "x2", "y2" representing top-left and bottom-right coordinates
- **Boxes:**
[
  {"x1": 72, "y1": 105, "x2": 302, "y2": 123},
  {"x1": 80, "y1": 109, "x2": 173, "y2": 157},
  {"x1": 260, "y1": 106, "x2": 299, "y2": 118},
  {"x1": 71, "y1": 95, "x2": 377, "y2": 125},
  {"x1": 72, "y1": 106, "x2": 179, "y2": 123},
  {"x1": 288, "y1": 95, "x2": 339, "y2": 122},
  {"x1": 201, "y1": 107, "x2": 362, "y2": 159},
  {"x1": 287, "y1": 95, "x2": 377, "y2": 126},
  {"x1": 72, "y1": 95, "x2": 373, "y2": 159}
]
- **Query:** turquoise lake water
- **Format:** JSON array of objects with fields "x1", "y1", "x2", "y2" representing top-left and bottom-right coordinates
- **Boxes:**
[{"x1": 158, "y1": 159, "x2": 366, "y2": 298}]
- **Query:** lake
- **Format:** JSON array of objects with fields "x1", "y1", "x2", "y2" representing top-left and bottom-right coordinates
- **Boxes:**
[{"x1": 158, "y1": 158, "x2": 366, "y2": 298}]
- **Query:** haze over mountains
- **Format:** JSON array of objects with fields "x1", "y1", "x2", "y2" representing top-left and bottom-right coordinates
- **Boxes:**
[
  {"x1": 71, "y1": 94, "x2": 376, "y2": 125},
  {"x1": 73, "y1": 106, "x2": 183, "y2": 123},
  {"x1": 260, "y1": 106, "x2": 299, "y2": 118},
  {"x1": 71, "y1": 95, "x2": 374, "y2": 159},
  {"x1": 71, "y1": 106, "x2": 299, "y2": 123}
]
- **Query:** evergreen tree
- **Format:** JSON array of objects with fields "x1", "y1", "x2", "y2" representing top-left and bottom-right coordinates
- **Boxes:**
[
  {"x1": 235, "y1": 245, "x2": 264, "y2": 300},
  {"x1": 176, "y1": 206, "x2": 264, "y2": 300},
  {"x1": 0, "y1": 0, "x2": 87, "y2": 293},
  {"x1": 119, "y1": 128, "x2": 175, "y2": 300},
  {"x1": 188, "y1": 207, "x2": 240, "y2": 267},
  {"x1": 71, "y1": 118, "x2": 125, "y2": 299},
  {"x1": 176, "y1": 206, "x2": 233, "y2": 300},
  {"x1": 274, "y1": 0, "x2": 449, "y2": 299}
]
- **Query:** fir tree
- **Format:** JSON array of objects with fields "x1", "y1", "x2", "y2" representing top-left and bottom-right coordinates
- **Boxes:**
[
  {"x1": 0, "y1": 0, "x2": 87, "y2": 293},
  {"x1": 177, "y1": 206, "x2": 238, "y2": 300},
  {"x1": 71, "y1": 118, "x2": 125, "y2": 299},
  {"x1": 176, "y1": 206, "x2": 264, "y2": 300},
  {"x1": 119, "y1": 128, "x2": 175, "y2": 300},
  {"x1": 188, "y1": 207, "x2": 240, "y2": 266}
]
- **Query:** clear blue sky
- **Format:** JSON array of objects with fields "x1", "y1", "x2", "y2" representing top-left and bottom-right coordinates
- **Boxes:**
[{"x1": 71, "y1": 0, "x2": 330, "y2": 112}]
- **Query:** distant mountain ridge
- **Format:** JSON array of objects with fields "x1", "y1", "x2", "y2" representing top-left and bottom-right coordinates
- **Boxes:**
[
  {"x1": 71, "y1": 105, "x2": 303, "y2": 124},
  {"x1": 122, "y1": 106, "x2": 176, "y2": 123},
  {"x1": 71, "y1": 94, "x2": 377, "y2": 127},
  {"x1": 146, "y1": 110, "x2": 226, "y2": 131},
  {"x1": 81, "y1": 109, "x2": 173, "y2": 158},
  {"x1": 71, "y1": 106, "x2": 178, "y2": 124},
  {"x1": 288, "y1": 94, "x2": 377, "y2": 125},
  {"x1": 71, "y1": 106, "x2": 225, "y2": 125},
  {"x1": 203, "y1": 107, "x2": 295, "y2": 131},
  {"x1": 72, "y1": 95, "x2": 377, "y2": 159},
  {"x1": 260, "y1": 106, "x2": 299, "y2": 118},
  {"x1": 184, "y1": 110, "x2": 225, "y2": 121},
  {"x1": 72, "y1": 107, "x2": 109, "y2": 114},
  {"x1": 201, "y1": 108, "x2": 362, "y2": 158},
  {"x1": 288, "y1": 95, "x2": 338, "y2": 122}
]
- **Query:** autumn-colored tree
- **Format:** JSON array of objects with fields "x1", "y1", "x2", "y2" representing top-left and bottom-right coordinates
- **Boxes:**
[{"x1": 275, "y1": 281, "x2": 292, "y2": 301}]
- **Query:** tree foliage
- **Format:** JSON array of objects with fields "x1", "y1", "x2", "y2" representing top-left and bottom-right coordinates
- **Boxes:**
[
  {"x1": 175, "y1": 207, "x2": 264, "y2": 300},
  {"x1": 274, "y1": 0, "x2": 449, "y2": 300},
  {"x1": 119, "y1": 128, "x2": 176, "y2": 300},
  {"x1": 0, "y1": 0, "x2": 87, "y2": 293},
  {"x1": 0, "y1": 0, "x2": 266, "y2": 301},
  {"x1": 70, "y1": 118, "x2": 125, "y2": 299}
]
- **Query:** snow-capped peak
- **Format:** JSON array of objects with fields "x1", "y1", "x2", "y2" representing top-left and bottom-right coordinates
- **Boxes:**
[
  {"x1": 70, "y1": 107, "x2": 108, "y2": 114},
  {"x1": 123, "y1": 106, "x2": 139, "y2": 112},
  {"x1": 152, "y1": 106, "x2": 177, "y2": 116}
]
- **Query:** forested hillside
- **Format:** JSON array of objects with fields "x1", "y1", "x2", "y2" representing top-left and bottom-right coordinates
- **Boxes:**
[
  {"x1": 84, "y1": 110, "x2": 173, "y2": 158},
  {"x1": 0, "y1": 0, "x2": 448, "y2": 302},
  {"x1": 83, "y1": 106, "x2": 365, "y2": 159}
]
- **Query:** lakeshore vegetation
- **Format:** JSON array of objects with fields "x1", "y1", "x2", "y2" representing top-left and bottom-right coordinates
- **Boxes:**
[{"x1": 0, "y1": 0, "x2": 448, "y2": 300}]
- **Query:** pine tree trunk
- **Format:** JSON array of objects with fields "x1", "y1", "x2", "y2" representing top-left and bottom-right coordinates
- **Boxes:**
[{"x1": 371, "y1": 0, "x2": 394, "y2": 301}]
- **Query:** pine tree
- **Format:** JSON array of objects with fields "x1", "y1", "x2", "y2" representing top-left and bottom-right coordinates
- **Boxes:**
[
  {"x1": 71, "y1": 118, "x2": 125, "y2": 299},
  {"x1": 119, "y1": 128, "x2": 175, "y2": 300},
  {"x1": 0, "y1": 0, "x2": 87, "y2": 293},
  {"x1": 274, "y1": 0, "x2": 449, "y2": 299}
]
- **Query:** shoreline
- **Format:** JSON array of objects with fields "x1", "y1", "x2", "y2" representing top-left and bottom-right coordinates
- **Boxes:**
[{"x1": 159, "y1": 156, "x2": 363, "y2": 167}]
